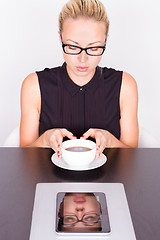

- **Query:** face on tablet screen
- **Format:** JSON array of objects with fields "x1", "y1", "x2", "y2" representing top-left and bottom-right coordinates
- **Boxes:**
[{"x1": 56, "y1": 192, "x2": 110, "y2": 233}]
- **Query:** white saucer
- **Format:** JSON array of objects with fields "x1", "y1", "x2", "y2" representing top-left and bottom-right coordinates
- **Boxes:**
[{"x1": 51, "y1": 153, "x2": 107, "y2": 171}]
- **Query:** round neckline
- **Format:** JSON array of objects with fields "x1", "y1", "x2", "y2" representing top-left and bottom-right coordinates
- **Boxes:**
[{"x1": 61, "y1": 62, "x2": 101, "y2": 95}]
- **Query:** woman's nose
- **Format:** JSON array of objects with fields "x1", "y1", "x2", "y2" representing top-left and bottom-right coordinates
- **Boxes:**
[
  {"x1": 78, "y1": 50, "x2": 88, "y2": 63},
  {"x1": 75, "y1": 206, "x2": 85, "y2": 212},
  {"x1": 75, "y1": 207, "x2": 85, "y2": 219}
]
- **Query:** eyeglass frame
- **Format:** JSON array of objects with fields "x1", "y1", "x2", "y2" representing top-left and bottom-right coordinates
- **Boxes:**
[
  {"x1": 61, "y1": 42, "x2": 106, "y2": 56},
  {"x1": 60, "y1": 34, "x2": 106, "y2": 56},
  {"x1": 62, "y1": 213, "x2": 101, "y2": 226}
]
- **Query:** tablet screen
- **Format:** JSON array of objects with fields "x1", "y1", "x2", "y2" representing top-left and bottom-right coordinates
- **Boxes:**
[{"x1": 55, "y1": 192, "x2": 110, "y2": 234}]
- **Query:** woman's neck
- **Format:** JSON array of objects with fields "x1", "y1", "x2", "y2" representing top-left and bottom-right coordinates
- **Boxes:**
[{"x1": 66, "y1": 65, "x2": 96, "y2": 86}]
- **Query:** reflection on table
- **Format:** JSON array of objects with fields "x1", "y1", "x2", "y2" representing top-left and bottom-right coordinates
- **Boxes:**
[{"x1": 0, "y1": 147, "x2": 160, "y2": 240}]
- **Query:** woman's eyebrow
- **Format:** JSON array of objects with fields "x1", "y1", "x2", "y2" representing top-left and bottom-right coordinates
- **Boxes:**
[
  {"x1": 65, "y1": 39, "x2": 79, "y2": 45},
  {"x1": 65, "y1": 39, "x2": 103, "y2": 46},
  {"x1": 64, "y1": 212, "x2": 76, "y2": 215},
  {"x1": 88, "y1": 41, "x2": 103, "y2": 46},
  {"x1": 63, "y1": 210, "x2": 99, "y2": 215}
]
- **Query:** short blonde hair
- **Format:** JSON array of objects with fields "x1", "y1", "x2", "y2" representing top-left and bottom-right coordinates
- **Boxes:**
[{"x1": 59, "y1": 0, "x2": 109, "y2": 37}]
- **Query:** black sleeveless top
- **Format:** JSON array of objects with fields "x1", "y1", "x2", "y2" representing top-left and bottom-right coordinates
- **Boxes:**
[{"x1": 36, "y1": 62, "x2": 122, "y2": 139}]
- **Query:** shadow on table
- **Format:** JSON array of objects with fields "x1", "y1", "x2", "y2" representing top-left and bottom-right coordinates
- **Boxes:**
[{"x1": 52, "y1": 165, "x2": 106, "y2": 181}]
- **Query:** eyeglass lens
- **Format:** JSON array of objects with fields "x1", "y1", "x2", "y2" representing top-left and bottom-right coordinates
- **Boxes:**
[
  {"x1": 63, "y1": 45, "x2": 105, "y2": 56},
  {"x1": 63, "y1": 213, "x2": 100, "y2": 225}
]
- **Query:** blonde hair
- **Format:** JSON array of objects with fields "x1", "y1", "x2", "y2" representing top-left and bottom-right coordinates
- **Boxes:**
[{"x1": 59, "y1": 0, "x2": 109, "y2": 37}]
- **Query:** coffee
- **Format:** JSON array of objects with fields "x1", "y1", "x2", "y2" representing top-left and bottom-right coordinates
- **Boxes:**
[{"x1": 66, "y1": 146, "x2": 91, "y2": 152}]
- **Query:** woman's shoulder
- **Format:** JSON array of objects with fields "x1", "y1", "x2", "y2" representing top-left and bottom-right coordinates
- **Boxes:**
[
  {"x1": 101, "y1": 66, "x2": 136, "y2": 86},
  {"x1": 121, "y1": 72, "x2": 138, "y2": 99},
  {"x1": 21, "y1": 73, "x2": 38, "y2": 92},
  {"x1": 119, "y1": 72, "x2": 138, "y2": 112},
  {"x1": 21, "y1": 65, "x2": 60, "y2": 88},
  {"x1": 36, "y1": 65, "x2": 63, "y2": 88},
  {"x1": 99, "y1": 66, "x2": 123, "y2": 93},
  {"x1": 21, "y1": 72, "x2": 40, "y2": 97},
  {"x1": 21, "y1": 65, "x2": 62, "y2": 98},
  {"x1": 101, "y1": 65, "x2": 122, "y2": 72},
  {"x1": 100, "y1": 66, "x2": 123, "y2": 82},
  {"x1": 36, "y1": 66, "x2": 61, "y2": 78},
  {"x1": 122, "y1": 72, "x2": 137, "y2": 88},
  {"x1": 21, "y1": 73, "x2": 41, "y2": 114},
  {"x1": 100, "y1": 67, "x2": 138, "y2": 99}
]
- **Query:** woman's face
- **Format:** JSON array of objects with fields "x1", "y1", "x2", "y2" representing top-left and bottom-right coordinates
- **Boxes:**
[
  {"x1": 61, "y1": 193, "x2": 101, "y2": 231},
  {"x1": 60, "y1": 17, "x2": 106, "y2": 84}
]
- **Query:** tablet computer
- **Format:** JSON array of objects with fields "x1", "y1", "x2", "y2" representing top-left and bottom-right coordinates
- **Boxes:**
[{"x1": 55, "y1": 192, "x2": 110, "y2": 235}]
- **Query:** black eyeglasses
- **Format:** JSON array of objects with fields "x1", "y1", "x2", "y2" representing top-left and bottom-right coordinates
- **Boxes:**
[
  {"x1": 62, "y1": 213, "x2": 101, "y2": 226},
  {"x1": 61, "y1": 42, "x2": 106, "y2": 56}
]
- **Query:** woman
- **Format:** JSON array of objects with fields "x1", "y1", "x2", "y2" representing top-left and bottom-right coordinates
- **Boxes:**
[
  {"x1": 58, "y1": 193, "x2": 102, "y2": 232},
  {"x1": 20, "y1": 0, "x2": 138, "y2": 158}
]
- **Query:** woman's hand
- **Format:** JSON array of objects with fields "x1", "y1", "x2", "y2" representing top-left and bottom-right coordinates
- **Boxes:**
[
  {"x1": 80, "y1": 128, "x2": 111, "y2": 158},
  {"x1": 45, "y1": 128, "x2": 76, "y2": 158},
  {"x1": 81, "y1": 128, "x2": 131, "y2": 158}
]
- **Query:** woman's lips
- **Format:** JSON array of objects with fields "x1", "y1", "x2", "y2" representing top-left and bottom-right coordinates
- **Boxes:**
[
  {"x1": 76, "y1": 66, "x2": 88, "y2": 72},
  {"x1": 74, "y1": 197, "x2": 86, "y2": 203}
]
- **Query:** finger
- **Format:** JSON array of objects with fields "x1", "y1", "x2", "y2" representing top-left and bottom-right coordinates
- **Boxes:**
[
  {"x1": 95, "y1": 133, "x2": 106, "y2": 158},
  {"x1": 55, "y1": 129, "x2": 75, "y2": 158},
  {"x1": 61, "y1": 129, "x2": 77, "y2": 140},
  {"x1": 96, "y1": 142, "x2": 101, "y2": 158},
  {"x1": 97, "y1": 141, "x2": 106, "y2": 158},
  {"x1": 48, "y1": 130, "x2": 62, "y2": 158},
  {"x1": 58, "y1": 129, "x2": 76, "y2": 158},
  {"x1": 80, "y1": 128, "x2": 95, "y2": 139},
  {"x1": 95, "y1": 136, "x2": 102, "y2": 158},
  {"x1": 56, "y1": 133, "x2": 63, "y2": 158},
  {"x1": 48, "y1": 133, "x2": 57, "y2": 152},
  {"x1": 96, "y1": 146, "x2": 104, "y2": 158},
  {"x1": 96, "y1": 145, "x2": 104, "y2": 158}
]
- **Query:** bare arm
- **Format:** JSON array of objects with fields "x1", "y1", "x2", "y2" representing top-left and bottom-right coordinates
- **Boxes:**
[
  {"x1": 20, "y1": 73, "x2": 76, "y2": 155},
  {"x1": 119, "y1": 72, "x2": 139, "y2": 147},
  {"x1": 20, "y1": 73, "x2": 41, "y2": 147}
]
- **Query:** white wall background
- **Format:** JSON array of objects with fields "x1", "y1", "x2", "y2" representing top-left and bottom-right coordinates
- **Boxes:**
[{"x1": 0, "y1": 0, "x2": 160, "y2": 145}]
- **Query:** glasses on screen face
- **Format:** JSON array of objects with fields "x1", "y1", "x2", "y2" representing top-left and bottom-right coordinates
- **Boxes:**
[
  {"x1": 63, "y1": 213, "x2": 101, "y2": 226},
  {"x1": 61, "y1": 42, "x2": 106, "y2": 56}
]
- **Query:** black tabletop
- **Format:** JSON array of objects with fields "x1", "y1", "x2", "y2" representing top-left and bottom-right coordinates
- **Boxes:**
[{"x1": 0, "y1": 147, "x2": 160, "y2": 240}]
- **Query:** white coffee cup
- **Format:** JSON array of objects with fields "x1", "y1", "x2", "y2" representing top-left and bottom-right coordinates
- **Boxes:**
[{"x1": 61, "y1": 139, "x2": 96, "y2": 169}]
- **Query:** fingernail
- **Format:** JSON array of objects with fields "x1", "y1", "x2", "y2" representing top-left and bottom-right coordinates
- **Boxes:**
[
  {"x1": 98, "y1": 145, "x2": 100, "y2": 148},
  {"x1": 58, "y1": 144, "x2": 60, "y2": 148},
  {"x1": 81, "y1": 135, "x2": 84, "y2": 138},
  {"x1": 57, "y1": 151, "x2": 59, "y2": 154},
  {"x1": 72, "y1": 135, "x2": 76, "y2": 137}
]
